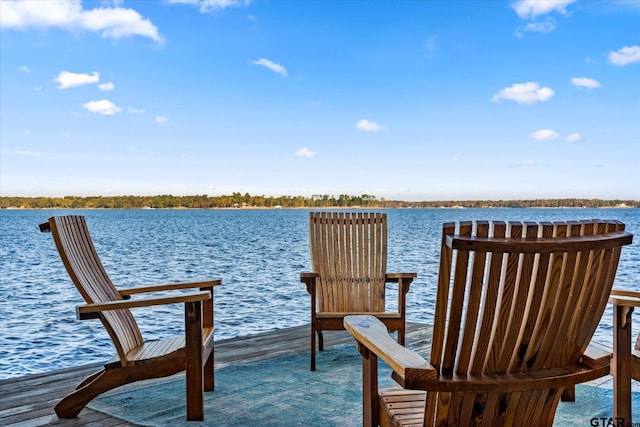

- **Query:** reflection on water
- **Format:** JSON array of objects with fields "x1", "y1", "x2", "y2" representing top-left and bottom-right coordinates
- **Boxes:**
[{"x1": 1, "y1": 208, "x2": 638, "y2": 379}]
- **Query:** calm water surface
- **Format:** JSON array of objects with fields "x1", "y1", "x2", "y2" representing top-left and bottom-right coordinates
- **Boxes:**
[{"x1": 1, "y1": 208, "x2": 638, "y2": 379}]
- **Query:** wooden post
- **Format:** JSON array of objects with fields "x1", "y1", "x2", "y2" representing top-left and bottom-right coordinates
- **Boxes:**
[{"x1": 185, "y1": 301, "x2": 204, "y2": 421}]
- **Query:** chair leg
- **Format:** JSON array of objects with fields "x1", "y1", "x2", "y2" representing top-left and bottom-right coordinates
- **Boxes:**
[
  {"x1": 55, "y1": 369, "x2": 130, "y2": 418},
  {"x1": 75, "y1": 369, "x2": 104, "y2": 389},
  {"x1": 561, "y1": 386, "x2": 575, "y2": 401},
  {"x1": 185, "y1": 301, "x2": 204, "y2": 421},
  {"x1": 318, "y1": 330, "x2": 324, "y2": 351},
  {"x1": 613, "y1": 304, "x2": 633, "y2": 424},
  {"x1": 358, "y1": 343, "x2": 379, "y2": 427},
  {"x1": 397, "y1": 325, "x2": 405, "y2": 347},
  {"x1": 311, "y1": 325, "x2": 316, "y2": 371},
  {"x1": 204, "y1": 347, "x2": 214, "y2": 392}
]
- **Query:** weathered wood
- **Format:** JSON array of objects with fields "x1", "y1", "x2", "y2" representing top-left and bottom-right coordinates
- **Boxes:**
[
  {"x1": 301, "y1": 212, "x2": 417, "y2": 370},
  {"x1": 41, "y1": 215, "x2": 220, "y2": 422},
  {"x1": 344, "y1": 219, "x2": 633, "y2": 426}
]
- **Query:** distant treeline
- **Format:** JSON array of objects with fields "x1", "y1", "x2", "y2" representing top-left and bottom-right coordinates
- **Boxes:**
[{"x1": 1, "y1": 193, "x2": 638, "y2": 209}]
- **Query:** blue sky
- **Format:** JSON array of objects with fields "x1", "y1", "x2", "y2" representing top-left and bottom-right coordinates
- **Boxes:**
[{"x1": 1, "y1": 0, "x2": 639, "y2": 201}]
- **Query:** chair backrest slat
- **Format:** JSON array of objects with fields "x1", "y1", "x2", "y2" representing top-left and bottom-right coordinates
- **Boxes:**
[
  {"x1": 456, "y1": 221, "x2": 490, "y2": 374},
  {"x1": 309, "y1": 212, "x2": 387, "y2": 313},
  {"x1": 430, "y1": 222, "x2": 456, "y2": 372},
  {"x1": 49, "y1": 216, "x2": 143, "y2": 365}
]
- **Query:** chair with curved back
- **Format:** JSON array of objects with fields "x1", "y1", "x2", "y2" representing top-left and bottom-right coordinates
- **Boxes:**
[
  {"x1": 344, "y1": 219, "x2": 632, "y2": 426},
  {"x1": 40, "y1": 215, "x2": 220, "y2": 421},
  {"x1": 301, "y1": 212, "x2": 416, "y2": 371}
]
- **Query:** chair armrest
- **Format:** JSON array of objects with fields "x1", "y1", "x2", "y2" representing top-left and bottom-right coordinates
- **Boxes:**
[
  {"x1": 385, "y1": 272, "x2": 417, "y2": 282},
  {"x1": 77, "y1": 291, "x2": 211, "y2": 320},
  {"x1": 344, "y1": 315, "x2": 437, "y2": 384},
  {"x1": 581, "y1": 342, "x2": 613, "y2": 369},
  {"x1": 386, "y1": 273, "x2": 417, "y2": 291},
  {"x1": 300, "y1": 272, "x2": 319, "y2": 281},
  {"x1": 300, "y1": 272, "x2": 319, "y2": 295},
  {"x1": 609, "y1": 289, "x2": 640, "y2": 307},
  {"x1": 119, "y1": 279, "x2": 221, "y2": 297}
]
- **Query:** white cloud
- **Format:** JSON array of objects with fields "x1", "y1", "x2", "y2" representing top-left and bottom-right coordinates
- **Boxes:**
[
  {"x1": 18, "y1": 65, "x2": 31, "y2": 73},
  {"x1": 571, "y1": 77, "x2": 602, "y2": 89},
  {"x1": 517, "y1": 18, "x2": 556, "y2": 36},
  {"x1": 512, "y1": 0, "x2": 575, "y2": 19},
  {"x1": 13, "y1": 150, "x2": 41, "y2": 156},
  {"x1": 155, "y1": 116, "x2": 169, "y2": 124},
  {"x1": 512, "y1": 1, "x2": 574, "y2": 37},
  {"x1": 356, "y1": 119, "x2": 385, "y2": 132},
  {"x1": 250, "y1": 58, "x2": 288, "y2": 77},
  {"x1": 509, "y1": 160, "x2": 538, "y2": 168},
  {"x1": 98, "y1": 82, "x2": 115, "y2": 91},
  {"x1": 296, "y1": 147, "x2": 317, "y2": 158},
  {"x1": 491, "y1": 82, "x2": 555, "y2": 104},
  {"x1": 0, "y1": 0, "x2": 162, "y2": 43},
  {"x1": 530, "y1": 129, "x2": 559, "y2": 140},
  {"x1": 608, "y1": 45, "x2": 640, "y2": 66},
  {"x1": 425, "y1": 35, "x2": 437, "y2": 51},
  {"x1": 128, "y1": 107, "x2": 144, "y2": 114},
  {"x1": 54, "y1": 71, "x2": 100, "y2": 89},
  {"x1": 566, "y1": 132, "x2": 582, "y2": 142},
  {"x1": 167, "y1": 0, "x2": 248, "y2": 13},
  {"x1": 83, "y1": 99, "x2": 122, "y2": 115}
]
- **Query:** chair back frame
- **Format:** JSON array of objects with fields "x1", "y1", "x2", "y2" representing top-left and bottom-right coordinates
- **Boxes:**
[
  {"x1": 49, "y1": 215, "x2": 143, "y2": 366},
  {"x1": 425, "y1": 219, "x2": 631, "y2": 424}
]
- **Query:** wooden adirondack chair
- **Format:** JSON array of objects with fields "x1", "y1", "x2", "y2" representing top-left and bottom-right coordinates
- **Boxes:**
[
  {"x1": 344, "y1": 219, "x2": 633, "y2": 426},
  {"x1": 40, "y1": 215, "x2": 220, "y2": 421},
  {"x1": 609, "y1": 289, "x2": 640, "y2": 423},
  {"x1": 300, "y1": 212, "x2": 416, "y2": 371}
]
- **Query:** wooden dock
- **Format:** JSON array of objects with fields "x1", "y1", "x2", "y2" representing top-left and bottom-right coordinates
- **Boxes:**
[
  {"x1": 1, "y1": 323, "x2": 430, "y2": 426},
  {"x1": 1, "y1": 322, "x2": 634, "y2": 426}
]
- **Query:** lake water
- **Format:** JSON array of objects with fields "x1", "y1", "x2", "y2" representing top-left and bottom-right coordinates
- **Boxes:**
[{"x1": 1, "y1": 208, "x2": 638, "y2": 380}]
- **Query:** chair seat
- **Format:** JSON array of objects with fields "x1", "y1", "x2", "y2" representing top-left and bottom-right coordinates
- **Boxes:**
[
  {"x1": 379, "y1": 387, "x2": 426, "y2": 427},
  {"x1": 122, "y1": 327, "x2": 215, "y2": 364},
  {"x1": 317, "y1": 312, "x2": 402, "y2": 319}
]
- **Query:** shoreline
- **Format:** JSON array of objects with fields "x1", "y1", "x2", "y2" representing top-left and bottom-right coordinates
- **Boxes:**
[
  {"x1": 2, "y1": 195, "x2": 639, "y2": 211},
  {"x1": 2, "y1": 205, "x2": 637, "y2": 210}
]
